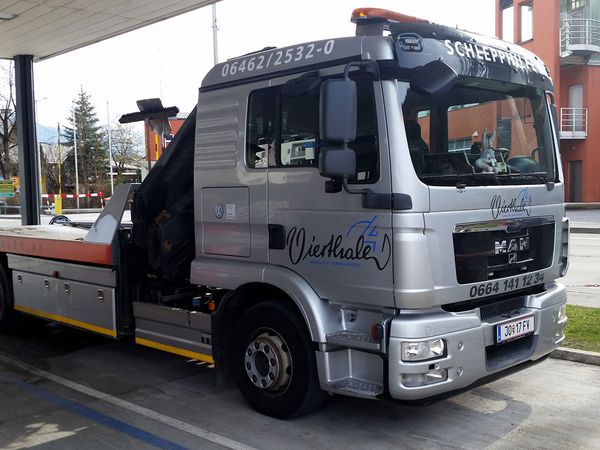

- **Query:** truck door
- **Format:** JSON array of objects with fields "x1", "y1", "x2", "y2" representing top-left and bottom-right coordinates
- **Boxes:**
[{"x1": 251, "y1": 73, "x2": 394, "y2": 307}]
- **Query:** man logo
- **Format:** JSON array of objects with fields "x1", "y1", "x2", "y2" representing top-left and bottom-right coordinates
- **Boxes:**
[
  {"x1": 508, "y1": 252, "x2": 518, "y2": 264},
  {"x1": 494, "y1": 236, "x2": 530, "y2": 255}
]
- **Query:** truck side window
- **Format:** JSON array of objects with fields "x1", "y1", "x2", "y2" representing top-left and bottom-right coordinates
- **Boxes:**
[
  {"x1": 280, "y1": 90, "x2": 319, "y2": 167},
  {"x1": 247, "y1": 75, "x2": 379, "y2": 183},
  {"x1": 246, "y1": 89, "x2": 276, "y2": 168}
]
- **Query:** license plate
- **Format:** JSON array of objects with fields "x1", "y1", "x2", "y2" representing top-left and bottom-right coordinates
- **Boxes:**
[{"x1": 496, "y1": 315, "x2": 535, "y2": 344}]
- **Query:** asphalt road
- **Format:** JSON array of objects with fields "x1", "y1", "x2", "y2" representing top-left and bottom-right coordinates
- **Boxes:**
[
  {"x1": 0, "y1": 324, "x2": 599, "y2": 450},
  {"x1": 561, "y1": 233, "x2": 600, "y2": 308}
]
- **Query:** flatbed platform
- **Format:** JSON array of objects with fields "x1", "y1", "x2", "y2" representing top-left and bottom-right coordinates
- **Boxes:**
[{"x1": 0, "y1": 225, "x2": 112, "y2": 265}]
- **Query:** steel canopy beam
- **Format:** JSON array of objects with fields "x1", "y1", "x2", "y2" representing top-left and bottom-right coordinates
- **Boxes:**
[{"x1": 15, "y1": 55, "x2": 40, "y2": 225}]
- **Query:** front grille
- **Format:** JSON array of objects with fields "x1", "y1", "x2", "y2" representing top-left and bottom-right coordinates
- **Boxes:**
[
  {"x1": 479, "y1": 297, "x2": 525, "y2": 320},
  {"x1": 453, "y1": 219, "x2": 554, "y2": 284}
]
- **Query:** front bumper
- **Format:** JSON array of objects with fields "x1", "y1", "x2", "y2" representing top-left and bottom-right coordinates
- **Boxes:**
[{"x1": 388, "y1": 282, "x2": 567, "y2": 401}]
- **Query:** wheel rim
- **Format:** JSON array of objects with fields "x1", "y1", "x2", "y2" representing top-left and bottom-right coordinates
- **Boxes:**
[{"x1": 244, "y1": 329, "x2": 292, "y2": 392}]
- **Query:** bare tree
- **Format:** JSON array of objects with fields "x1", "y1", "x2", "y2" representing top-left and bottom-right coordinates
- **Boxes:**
[
  {"x1": 110, "y1": 123, "x2": 144, "y2": 181},
  {"x1": 0, "y1": 62, "x2": 17, "y2": 179}
]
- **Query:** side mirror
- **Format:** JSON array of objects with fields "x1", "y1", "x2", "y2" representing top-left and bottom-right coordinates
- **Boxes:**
[
  {"x1": 410, "y1": 60, "x2": 457, "y2": 98},
  {"x1": 319, "y1": 147, "x2": 356, "y2": 179},
  {"x1": 320, "y1": 78, "x2": 357, "y2": 142}
]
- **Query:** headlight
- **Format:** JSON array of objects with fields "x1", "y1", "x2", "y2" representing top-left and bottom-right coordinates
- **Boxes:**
[
  {"x1": 558, "y1": 304, "x2": 567, "y2": 322},
  {"x1": 401, "y1": 339, "x2": 446, "y2": 362}
]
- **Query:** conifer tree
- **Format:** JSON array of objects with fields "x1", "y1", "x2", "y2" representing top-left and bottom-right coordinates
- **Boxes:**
[{"x1": 62, "y1": 88, "x2": 107, "y2": 193}]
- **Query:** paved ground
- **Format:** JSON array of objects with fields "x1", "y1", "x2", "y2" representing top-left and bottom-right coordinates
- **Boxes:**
[
  {"x1": 561, "y1": 233, "x2": 600, "y2": 308},
  {"x1": 0, "y1": 211, "x2": 598, "y2": 448},
  {"x1": 0, "y1": 324, "x2": 599, "y2": 450}
]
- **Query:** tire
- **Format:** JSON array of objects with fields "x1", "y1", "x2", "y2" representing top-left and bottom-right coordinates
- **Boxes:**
[
  {"x1": 0, "y1": 263, "x2": 17, "y2": 332},
  {"x1": 232, "y1": 301, "x2": 326, "y2": 419}
]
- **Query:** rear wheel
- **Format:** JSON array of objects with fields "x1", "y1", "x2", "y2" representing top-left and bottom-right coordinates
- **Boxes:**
[
  {"x1": 232, "y1": 301, "x2": 325, "y2": 418},
  {"x1": 0, "y1": 263, "x2": 17, "y2": 331}
]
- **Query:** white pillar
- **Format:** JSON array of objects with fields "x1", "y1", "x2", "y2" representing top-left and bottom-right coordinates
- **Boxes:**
[
  {"x1": 107, "y1": 101, "x2": 114, "y2": 196},
  {"x1": 212, "y1": 3, "x2": 219, "y2": 65}
]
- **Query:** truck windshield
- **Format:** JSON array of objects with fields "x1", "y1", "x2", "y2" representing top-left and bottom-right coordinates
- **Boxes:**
[{"x1": 399, "y1": 77, "x2": 557, "y2": 186}]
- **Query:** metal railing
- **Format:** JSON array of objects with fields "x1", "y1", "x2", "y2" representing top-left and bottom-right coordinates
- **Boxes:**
[
  {"x1": 560, "y1": 18, "x2": 600, "y2": 56},
  {"x1": 560, "y1": 107, "x2": 588, "y2": 139}
]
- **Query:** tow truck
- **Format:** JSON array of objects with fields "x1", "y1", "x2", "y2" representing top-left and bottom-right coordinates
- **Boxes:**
[{"x1": 0, "y1": 8, "x2": 569, "y2": 418}]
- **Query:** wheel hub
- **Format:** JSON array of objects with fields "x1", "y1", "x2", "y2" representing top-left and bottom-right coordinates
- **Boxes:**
[{"x1": 244, "y1": 331, "x2": 292, "y2": 391}]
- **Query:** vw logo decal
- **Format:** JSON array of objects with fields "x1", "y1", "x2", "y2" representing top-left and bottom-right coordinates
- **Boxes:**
[{"x1": 214, "y1": 204, "x2": 224, "y2": 219}]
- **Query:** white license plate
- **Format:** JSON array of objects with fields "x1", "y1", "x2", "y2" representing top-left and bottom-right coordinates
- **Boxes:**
[{"x1": 496, "y1": 315, "x2": 535, "y2": 344}]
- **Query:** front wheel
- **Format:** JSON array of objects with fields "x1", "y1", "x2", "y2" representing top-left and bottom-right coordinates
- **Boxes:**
[{"x1": 232, "y1": 301, "x2": 325, "y2": 418}]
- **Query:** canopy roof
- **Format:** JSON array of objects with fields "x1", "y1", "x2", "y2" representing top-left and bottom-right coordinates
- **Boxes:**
[{"x1": 0, "y1": 0, "x2": 217, "y2": 61}]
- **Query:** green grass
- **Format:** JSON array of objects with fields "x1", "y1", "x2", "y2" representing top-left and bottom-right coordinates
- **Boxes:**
[{"x1": 563, "y1": 305, "x2": 600, "y2": 353}]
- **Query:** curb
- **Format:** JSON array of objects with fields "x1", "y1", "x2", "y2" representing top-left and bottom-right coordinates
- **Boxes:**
[
  {"x1": 570, "y1": 226, "x2": 600, "y2": 234},
  {"x1": 550, "y1": 347, "x2": 600, "y2": 366}
]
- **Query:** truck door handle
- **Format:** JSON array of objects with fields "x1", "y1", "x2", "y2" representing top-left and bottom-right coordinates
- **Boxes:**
[{"x1": 269, "y1": 224, "x2": 286, "y2": 250}]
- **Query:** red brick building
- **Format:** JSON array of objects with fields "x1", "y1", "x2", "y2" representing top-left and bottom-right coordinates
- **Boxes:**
[{"x1": 496, "y1": 0, "x2": 600, "y2": 201}]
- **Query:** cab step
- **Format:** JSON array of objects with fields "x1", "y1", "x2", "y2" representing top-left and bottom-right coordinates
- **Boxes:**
[
  {"x1": 332, "y1": 378, "x2": 383, "y2": 398},
  {"x1": 326, "y1": 331, "x2": 381, "y2": 351}
]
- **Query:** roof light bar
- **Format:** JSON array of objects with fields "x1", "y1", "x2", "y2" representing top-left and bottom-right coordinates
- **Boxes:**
[{"x1": 350, "y1": 7, "x2": 428, "y2": 26}]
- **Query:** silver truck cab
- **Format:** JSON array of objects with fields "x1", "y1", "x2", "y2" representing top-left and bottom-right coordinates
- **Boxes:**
[{"x1": 190, "y1": 8, "x2": 568, "y2": 417}]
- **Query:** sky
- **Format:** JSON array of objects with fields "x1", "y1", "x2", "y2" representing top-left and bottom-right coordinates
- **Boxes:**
[{"x1": 28, "y1": 0, "x2": 496, "y2": 134}]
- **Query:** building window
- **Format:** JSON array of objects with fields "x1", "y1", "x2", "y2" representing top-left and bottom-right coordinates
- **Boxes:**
[
  {"x1": 448, "y1": 138, "x2": 472, "y2": 152},
  {"x1": 568, "y1": 0, "x2": 586, "y2": 10},
  {"x1": 520, "y1": 4, "x2": 533, "y2": 42},
  {"x1": 502, "y1": 5, "x2": 515, "y2": 43}
]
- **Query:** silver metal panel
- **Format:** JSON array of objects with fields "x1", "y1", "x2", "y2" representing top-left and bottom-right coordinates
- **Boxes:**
[
  {"x1": 12, "y1": 268, "x2": 116, "y2": 337},
  {"x1": 133, "y1": 302, "x2": 212, "y2": 356},
  {"x1": 59, "y1": 280, "x2": 116, "y2": 334},
  {"x1": 429, "y1": 183, "x2": 565, "y2": 214},
  {"x1": 382, "y1": 80, "x2": 431, "y2": 213},
  {"x1": 7, "y1": 254, "x2": 116, "y2": 287},
  {"x1": 194, "y1": 86, "x2": 270, "y2": 263},
  {"x1": 194, "y1": 95, "x2": 239, "y2": 171},
  {"x1": 266, "y1": 74, "x2": 395, "y2": 308},
  {"x1": 392, "y1": 203, "x2": 564, "y2": 309},
  {"x1": 190, "y1": 258, "x2": 344, "y2": 343},
  {"x1": 201, "y1": 36, "x2": 397, "y2": 90},
  {"x1": 386, "y1": 283, "x2": 566, "y2": 401},
  {"x1": 201, "y1": 187, "x2": 250, "y2": 257},
  {"x1": 316, "y1": 349, "x2": 383, "y2": 399},
  {"x1": 85, "y1": 183, "x2": 138, "y2": 245},
  {"x1": 12, "y1": 271, "x2": 59, "y2": 316}
]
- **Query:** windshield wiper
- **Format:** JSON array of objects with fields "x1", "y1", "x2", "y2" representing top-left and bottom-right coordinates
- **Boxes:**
[
  {"x1": 419, "y1": 172, "x2": 499, "y2": 187},
  {"x1": 498, "y1": 171, "x2": 548, "y2": 184}
]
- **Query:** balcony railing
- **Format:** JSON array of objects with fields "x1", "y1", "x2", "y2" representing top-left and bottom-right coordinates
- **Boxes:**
[
  {"x1": 560, "y1": 107, "x2": 588, "y2": 139},
  {"x1": 560, "y1": 18, "x2": 600, "y2": 57}
]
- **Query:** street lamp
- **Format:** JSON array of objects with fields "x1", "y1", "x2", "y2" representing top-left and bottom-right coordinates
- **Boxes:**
[{"x1": 73, "y1": 103, "x2": 80, "y2": 209}]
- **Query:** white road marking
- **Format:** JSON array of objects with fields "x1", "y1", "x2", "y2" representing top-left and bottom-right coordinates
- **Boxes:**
[{"x1": 0, "y1": 354, "x2": 258, "y2": 450}]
